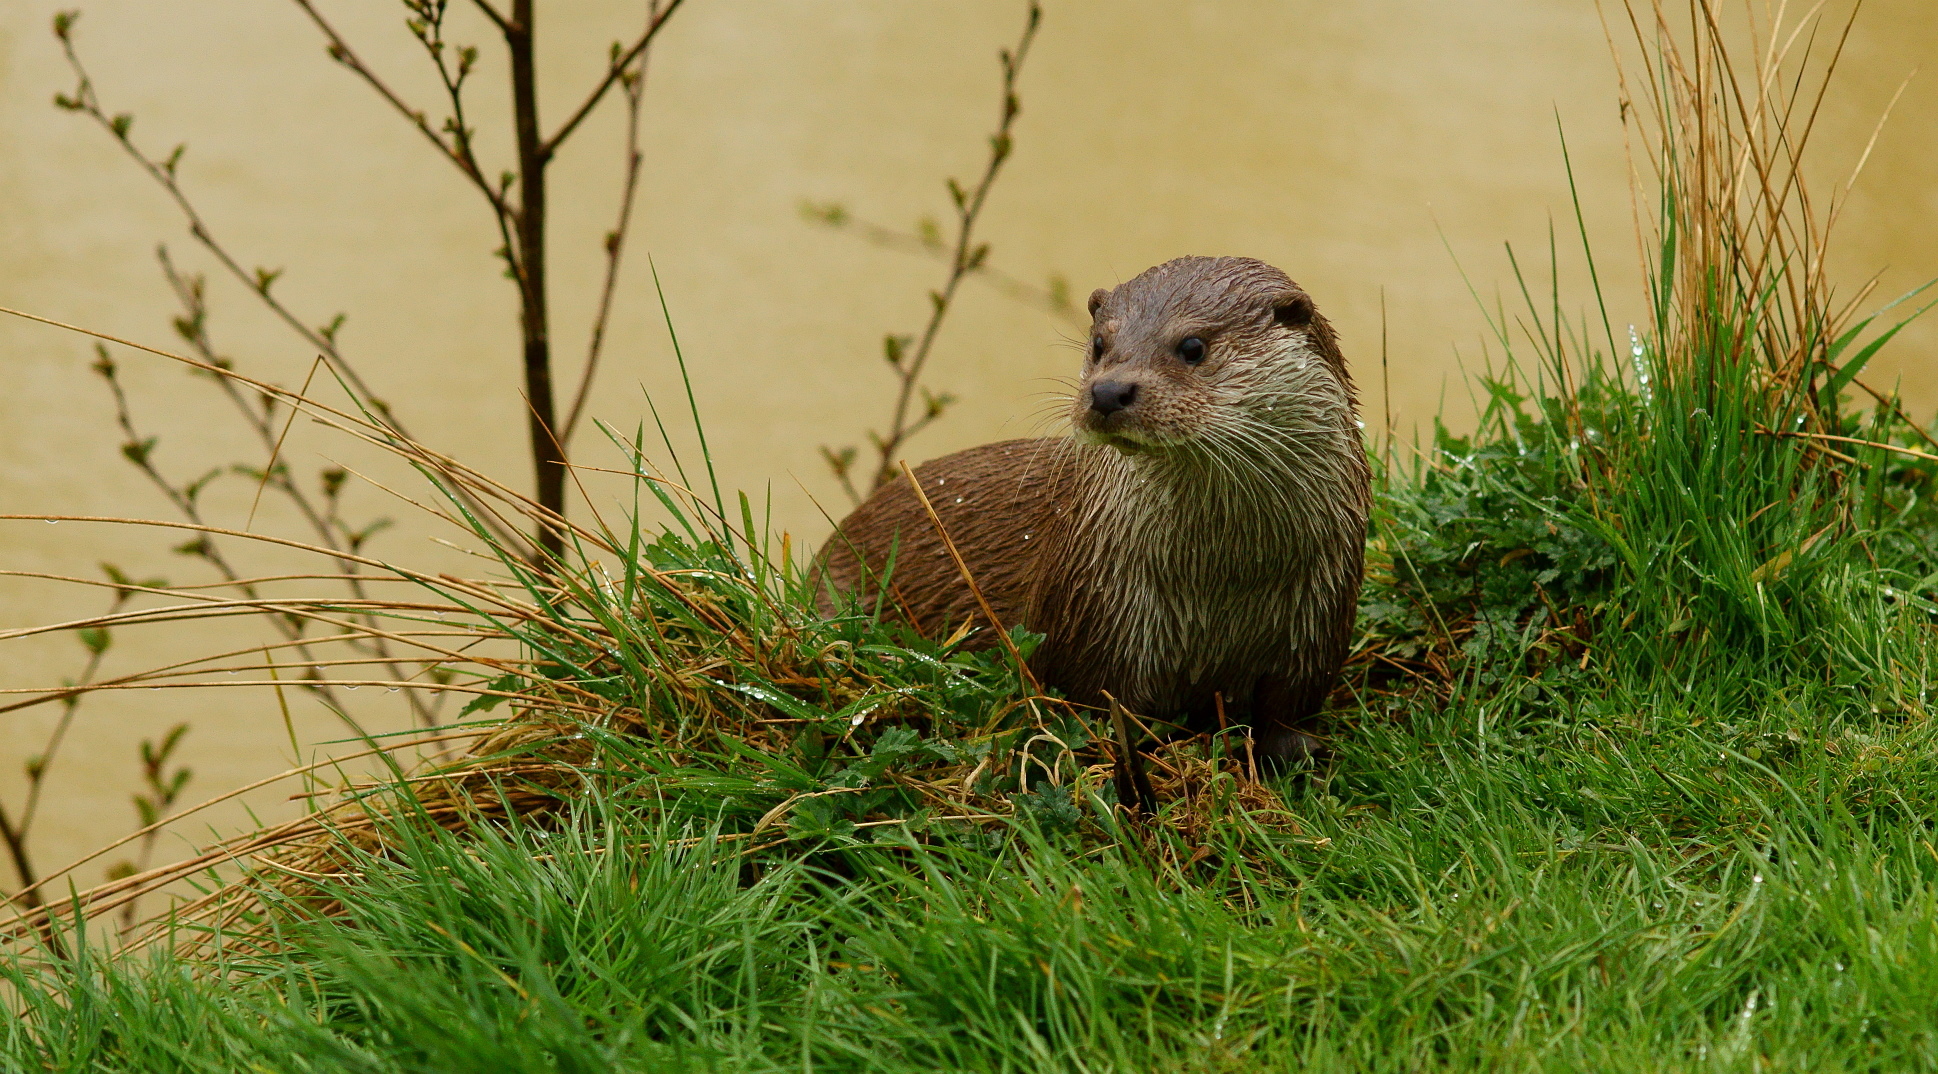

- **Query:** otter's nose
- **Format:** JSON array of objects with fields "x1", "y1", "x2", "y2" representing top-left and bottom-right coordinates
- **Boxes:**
[{"x1": 1089, "y1": 380, "x2": 1139, "y2": 415}]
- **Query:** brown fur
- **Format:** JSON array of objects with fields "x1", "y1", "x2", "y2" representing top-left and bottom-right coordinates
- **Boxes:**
[{"x1": 817, "y1": 256, "x2": 1370, "y2": 762}]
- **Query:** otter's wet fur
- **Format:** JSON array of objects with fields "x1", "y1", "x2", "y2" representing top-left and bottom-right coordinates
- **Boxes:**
[{"x1": 819, "y1": 256, "x2": 1369, "y2": 762}]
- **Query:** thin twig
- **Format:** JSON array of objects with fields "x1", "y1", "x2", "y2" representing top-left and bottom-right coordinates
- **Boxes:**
[
  {"x1": 58, "y1": 27, "x2": 386, "y2": 418},
  {"x1": 54, "y1": 21, "x2": 531, "y2": 557},
  {"x1": 862, "y1": 2, "x2": 1042, "y2": 493},
  {"x1": 540, "y1": 0, "x2": 688, "y2": 161},
  {"x1": 564, "y1": 0, "x2": 661, "y2": 444},
  {"x1": 287, "y1": 0, "x2": 514, "y2": 221},
  {"x1": 466, "y1": 0, "x2": 511, "y2": 37}
]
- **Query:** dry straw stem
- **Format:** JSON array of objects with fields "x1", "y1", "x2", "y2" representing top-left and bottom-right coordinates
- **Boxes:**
[
  {"x1": 1760, "y1": 428, "x2": 1938, "y2": 465},
  {"x1": 1603, "y1": 0, "x2": 1906, "y2": 401},
  {"x1": 896, "y1": 460, "x2": 1042, "y2": 696},
  {"x1": 2, "y1": 717, "x2": 582, "y2": 948},
  {"x1": 1, "y1": 731, "x2": 484, "y2": 915}
]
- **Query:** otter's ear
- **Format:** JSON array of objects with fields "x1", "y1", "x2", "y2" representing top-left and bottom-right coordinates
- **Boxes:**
[
  {"x1": 1273, "y1": 292, "x2": 1313, "y2": 328},
  {"x1": 1087, "y1": 288, "x2": 1110, "y2": 317}
]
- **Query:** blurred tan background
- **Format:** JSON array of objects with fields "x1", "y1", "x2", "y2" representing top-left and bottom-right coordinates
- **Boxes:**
[{"x1": 2, "y1": 1, "x2": 1934, "y2": 887}]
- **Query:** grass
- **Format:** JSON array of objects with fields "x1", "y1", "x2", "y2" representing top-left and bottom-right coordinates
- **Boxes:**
[
  {"x1": 9, "y1": 0, "x2": 1938, "y2": 1070},
  {"x1": 15, "y1": 677, "x2": 1938, "y2": 1070}
]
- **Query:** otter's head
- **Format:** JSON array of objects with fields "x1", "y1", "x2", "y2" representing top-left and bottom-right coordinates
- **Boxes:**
[{"x1": 1072, "y1": 256, "x2": 1350, "y2": 455}]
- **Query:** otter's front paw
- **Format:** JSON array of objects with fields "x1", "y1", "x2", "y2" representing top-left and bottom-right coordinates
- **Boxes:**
[{"x1": 1251, "y1": 726, "x2": 1327, "y2": 772}]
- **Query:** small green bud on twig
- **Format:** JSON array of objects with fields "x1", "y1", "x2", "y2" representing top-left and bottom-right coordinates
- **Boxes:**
[
  {"x1": 78, "y1": 626, "x2": 111, "y2": 656},
  {"x1": 922, "y1": 388, "x2": 957, "y2": 419},
  {"x1": 92, "y1": 343, "x2": 115, "y2": 378},
  {"x1": 52, "y1": 10, "x2": 78, "y2": 40},
  {"x1": 120, "y1": 437, "x2": 157, "y2": 466},
  {"x1": 349, "y1": 517, "x2": 394, "y2": 551},
  {"x1": 820, "y1": 444, "x2": 857, "y2": 479},
  {"x1": 1047, "y1": 273, "x2": 1072, "y2": 310},
  {"x1": 102, "y1": 563, "x2": 134, "y2": 591},
  {"x1": 109, "y1": 113, "x2": 132, "y2": 139},
  {"x1": 99, "y1": 565, "x2": 165, "y2": 596},
  {"x1": 231, "y1": 462, "x2": 289, "y2": 482},
  {"x1": 800, "y1": 200, "x2": 848, "y2": 226},
  {"x1": 183, "y1": 468, "x2": 220, "y2": 505}
]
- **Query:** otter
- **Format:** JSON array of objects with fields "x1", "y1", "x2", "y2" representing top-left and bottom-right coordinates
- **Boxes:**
[{"x1": 818, "y1": 256, "x2": 1369, "y2": 764}]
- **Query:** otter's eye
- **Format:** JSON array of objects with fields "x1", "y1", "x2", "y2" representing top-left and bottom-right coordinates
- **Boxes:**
[
  {"x1": 1176, "y1": 337, "x2": 1207, "y2": 364},
  {"x1": 1090, "y1": 335, "x2": 1105, "y2": 361}
]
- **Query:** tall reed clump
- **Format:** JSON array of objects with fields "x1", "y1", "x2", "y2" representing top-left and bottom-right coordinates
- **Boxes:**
[{"x1": 1353, "y1": 0, "x2": 1938, "y2": 726}]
